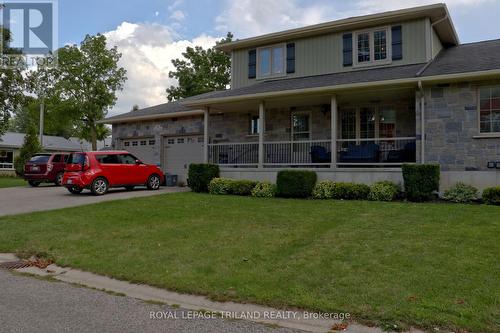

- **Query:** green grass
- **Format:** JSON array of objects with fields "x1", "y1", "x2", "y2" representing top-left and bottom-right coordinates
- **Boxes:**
[
  {"x1": 0, "y1": 192, "x2": 498, "y2": 332},
  {"x1": 0, "y1": 176, "x2": 26, "y2": 188}
]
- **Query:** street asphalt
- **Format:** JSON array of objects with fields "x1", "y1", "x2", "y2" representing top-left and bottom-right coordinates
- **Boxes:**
[
  {"x1": 0, "y1": 270, "x2": 304, "y2": 333},
  {"x1": 0, "y1": 184, "x2": 188, "y2": 217}
]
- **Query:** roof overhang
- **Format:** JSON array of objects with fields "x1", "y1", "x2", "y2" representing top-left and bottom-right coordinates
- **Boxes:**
[
  {"x1": 182, "y1": 69, "x2": 500, "y2": 107},
  {"x1": 99, "y1": 109, "x2": 205, "y2": 124},
  {"x1": 216, "y1": 4, "x2": 459, "y2": 52}
]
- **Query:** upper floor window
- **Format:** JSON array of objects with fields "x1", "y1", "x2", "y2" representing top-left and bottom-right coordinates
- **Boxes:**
[
  {"x1": 258, "y1": 45, "x2": 285, "y2": 78},
  {"x1": 479, "y1": 86, "x2": 500, "y2": 134},
  {"x1": 354, "y1": 27, "x2": 391, "y2": 67}
]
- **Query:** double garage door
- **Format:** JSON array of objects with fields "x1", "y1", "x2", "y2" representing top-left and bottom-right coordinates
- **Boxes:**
[{"x1": 122, "y1": 136, "x2": 203, "y2": 184}]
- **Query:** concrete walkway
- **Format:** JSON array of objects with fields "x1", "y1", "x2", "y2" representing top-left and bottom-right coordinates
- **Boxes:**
[
  {"x1": 0, "y1": 185, "x2": 188, "y2": 216},
  {"x1": 0, "y1": 254, "x2": 424, "y2": 333}
]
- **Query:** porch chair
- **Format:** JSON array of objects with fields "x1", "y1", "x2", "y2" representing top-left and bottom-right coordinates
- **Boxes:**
[{"x1": 310, "y1": 146, "x2": 331, "y2": 164}]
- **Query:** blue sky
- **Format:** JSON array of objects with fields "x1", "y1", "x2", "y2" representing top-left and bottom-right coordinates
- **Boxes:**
[{"x1": 54, "y1": 0, "x2": 500, "y2": 116}]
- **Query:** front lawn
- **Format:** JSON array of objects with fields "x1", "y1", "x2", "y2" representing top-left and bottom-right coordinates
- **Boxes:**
[
  {"x1": 0, "y1": 176, "x2": 26, "y2": 188},
  {"x1": 0, "y1": 193, "x2": 498, "y2": 332}
]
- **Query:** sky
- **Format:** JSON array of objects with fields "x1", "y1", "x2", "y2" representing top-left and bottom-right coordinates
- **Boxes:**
[{"x1": 55, "y1": 0, "x2": 500, "y2": 117}]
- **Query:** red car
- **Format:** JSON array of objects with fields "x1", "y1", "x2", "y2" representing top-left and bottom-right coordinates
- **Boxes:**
[
  {"x1": 62, "y1": 151, "x2": 164, "y2": 195},
  {"x1": 24, "y1": 153, "x2": 70, "y2": 187}
]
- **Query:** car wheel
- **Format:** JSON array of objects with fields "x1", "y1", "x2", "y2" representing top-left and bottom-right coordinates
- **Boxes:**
[
  {"x1": 28, "y1": 180, "x2": 41, "y2": 187},
  {"x1": 147, "y1": 174, "x2": 161, "y2": 190},
  {"x1": 67, "y1": 186, "x2": 83, "y2": 194},
  {"x1": 91, "y1": 177, "x2": 109, "y2": 196},
  {"x1": 55, "y1": 172, "x2": 64, "y2": 186},
  {"x1": 125, "y1": 186, "x2": 134, "y2": 191}
]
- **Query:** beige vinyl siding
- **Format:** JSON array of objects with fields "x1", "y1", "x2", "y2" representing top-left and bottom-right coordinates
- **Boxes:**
[
  {"x1": 432, "y1": 27, "x2": 443, "y2": 58},
  {"x1": 231, "y1": 18, "x2": 429, "y2": 89}
]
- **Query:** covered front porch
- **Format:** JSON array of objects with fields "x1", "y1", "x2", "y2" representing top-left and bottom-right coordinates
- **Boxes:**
[{"x1": 201, "y1": 86, "x2": 421, "y2": 170}]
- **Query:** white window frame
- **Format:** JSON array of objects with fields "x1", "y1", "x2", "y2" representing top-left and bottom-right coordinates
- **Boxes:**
[
  {"x1": 478, "y1": 85, "x2": 500, "y2": 135},
  {"x1": 256, "y1": 43, "x2": 286, "y2": 80},
  {"x1": 249, "y1": 115, "x2": 260, "y2": 136},
  {"x1": 291, "y1": 111, "x2": 312, "y2": 141},
  {"x1": 353, "y1": 26, "x2": 392, "y2": 68},
  {"x1": 0, "y1": 149, "x2": 14, "y2": 170}
]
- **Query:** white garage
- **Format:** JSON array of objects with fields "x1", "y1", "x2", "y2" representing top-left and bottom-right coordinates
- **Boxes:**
[
  {"x1": 162, "y1": 135, "x2": 204, "y2": 184},
  {"x1": 121, "y1": 138, "x2": 157, "y2": 165}
]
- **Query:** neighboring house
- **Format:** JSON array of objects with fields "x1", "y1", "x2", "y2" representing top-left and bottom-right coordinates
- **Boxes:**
[
  {"x1": 103, "y1": 4, "x2": 500, "y2": 189},
  {"x1": 0, "y1": 132, "x2": 109, "y2": 174}
]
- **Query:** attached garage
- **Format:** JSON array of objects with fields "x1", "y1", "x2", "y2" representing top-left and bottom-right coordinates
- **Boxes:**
[
  {"x1": 121, "y1": 138, "x2": 156, "y2": 165},
  {"x1": 163, "y1": 135, "x2": 204, "y2": 184}
]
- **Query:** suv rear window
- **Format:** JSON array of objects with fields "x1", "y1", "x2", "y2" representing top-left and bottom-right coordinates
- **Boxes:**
[
  {"x1": 68, "y1": 153, "x2": 86, "y2": 164},
  {"x1": 29, "y1": 155, "x2": 50, "y2": 163}
]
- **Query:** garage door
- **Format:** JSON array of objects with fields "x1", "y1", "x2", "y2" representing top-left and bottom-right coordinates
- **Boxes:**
[
  {"x1": 163, "y1": 136, "x2": 203, "y2": 184},
  {"x1": 122, "y1": 138, "x2": 156, "y2": 164}
]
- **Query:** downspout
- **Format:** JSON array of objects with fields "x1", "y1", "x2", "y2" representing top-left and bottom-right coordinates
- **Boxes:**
[
  {"x1": 418, "y1": 81, "x2": 425, "y2": 164},
  {"x1": 429, "y1": 14, "x2": 449, "y2": 59}
]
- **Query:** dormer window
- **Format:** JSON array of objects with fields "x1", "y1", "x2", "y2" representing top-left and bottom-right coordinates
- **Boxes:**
[
  {"x1": 257, "y1": 44, "x2": 285, "y2": 79},
  {"x1": 354, "y1": 27, "x2": 391, "y2": 67}
]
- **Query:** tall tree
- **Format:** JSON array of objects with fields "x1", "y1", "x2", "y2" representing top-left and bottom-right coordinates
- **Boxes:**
[
  {"x1": 14, "y1": 124, "x2": 42, "y2": 176},
  {"x1": 0, "y1": 27, "x2": 25, "y2": 136},
  {"x1": 50, "y1": 34, "x2": 127, "y2": 149},
  {"x1": 166, "y1": 32, "x2": 233, "y2": 101}
]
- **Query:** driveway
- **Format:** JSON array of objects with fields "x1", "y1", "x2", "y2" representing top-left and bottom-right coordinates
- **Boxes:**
[
  {"x1": 0, "y1": 184, "x2": 188, "y2": 217},
  {"x1": 0, "y1": 270, "x2": 302, "y2": 333}
]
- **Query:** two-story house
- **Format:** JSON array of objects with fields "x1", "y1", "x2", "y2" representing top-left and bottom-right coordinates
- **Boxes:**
[{"x1": 103, "y1": 3, "x2": 500, "y2": 189}]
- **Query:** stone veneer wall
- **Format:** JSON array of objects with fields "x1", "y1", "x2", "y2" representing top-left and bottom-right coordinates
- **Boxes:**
[
  {"x1": 423, "y1": 82, "x2": 500, "y2": 171},
  {"x1": 111, "y1": 115, "x2": 203, "y2": 165}
]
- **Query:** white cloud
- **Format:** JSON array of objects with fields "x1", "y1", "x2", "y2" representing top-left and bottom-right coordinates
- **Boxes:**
[
  {"x1": 215, "y1": 0, "x2": 493, "y2": 38},
  {"x1": 170, "y1": 10, "x2": 185, "y2": 21},
  {"x1": 104, "y1": 22, "x2": 220, "y2": 117}
]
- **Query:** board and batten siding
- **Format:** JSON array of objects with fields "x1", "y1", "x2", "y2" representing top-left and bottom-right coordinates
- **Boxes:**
[
  {"x1": 432, "y1": 27, "x2": 443, "y2": 58},
  {"x1": 231, "y1": 18, "x2": 430, "y2": 89}
]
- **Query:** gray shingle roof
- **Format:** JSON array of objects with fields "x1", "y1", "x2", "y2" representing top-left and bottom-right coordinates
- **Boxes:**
[
  {"x1": 103, "y1": 100, "x2": 193, "y2": 122},
  {"x1": 0, "y1": 132, "x2": 106, "y2": 151}
]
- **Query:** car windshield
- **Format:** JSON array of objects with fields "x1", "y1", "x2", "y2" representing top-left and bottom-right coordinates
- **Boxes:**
[
  {"x1": 29, "y1": 155, "x2": 50, "y2": 163},
  {"x1": 68, "y1": 153, "x2": 86, "y2": 164}
]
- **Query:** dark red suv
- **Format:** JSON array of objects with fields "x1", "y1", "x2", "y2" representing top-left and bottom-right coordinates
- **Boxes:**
[
  {"x1": 24, "y1": 153, "x2": 70, "y2": 187},
  {"x1": 62, "y1": 151, "x2": 164, "y2": 195}
]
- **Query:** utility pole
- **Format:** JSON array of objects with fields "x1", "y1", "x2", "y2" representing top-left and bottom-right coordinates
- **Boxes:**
[{"x1": 39, "y1": 100, "x2": 44, "y2": 146}]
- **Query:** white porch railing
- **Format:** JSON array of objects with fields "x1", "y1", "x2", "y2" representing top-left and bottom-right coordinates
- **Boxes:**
[{"x1": 208, "y1": 137, "x2": 416, "y2": 168}]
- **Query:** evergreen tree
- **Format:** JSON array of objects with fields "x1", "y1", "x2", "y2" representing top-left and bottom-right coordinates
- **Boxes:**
[{"x1": 14, "y1": 125, "x2": 42, "y2": 176}]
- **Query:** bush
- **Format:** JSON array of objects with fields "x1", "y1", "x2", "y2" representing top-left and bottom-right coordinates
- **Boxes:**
[
  {"x1": 443, "y1": 182, "x2": 479, "y2": 203},
  {"x1": 208, "y1": 178, "x2": 232, "y2": 195},
  {"x1": 187, "y1": 164, "x2": 219, "y2": 193},
  {"x1": 482, "y1": 186, "x2": 500, "y2": 205},
  {"x1": 312, "y1": 181, "x2": 370, "y2": 200},
  {"x1": 229, "y1": 180, "x2": 257, "y2": 196},
  {"x1": 276, "y1": 170, "x2": 317, "y2": 198},
  {"x1": 251, "y1": 182, "x2": 277, "y2": 198},
  {"x1": 369, "y1": 181, "x2": 400, "y2": 201},
  {"x1": 402, "y1": 164, "x2": 440, "y2": 201}
]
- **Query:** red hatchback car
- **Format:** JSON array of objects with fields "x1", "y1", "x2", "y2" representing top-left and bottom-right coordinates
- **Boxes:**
[
  {"x1": 62, "y1": 151, "x2": 164, "y2": 195},
  {"x1": 24, "y1": 152, "x2": 70, "y2": 187}
]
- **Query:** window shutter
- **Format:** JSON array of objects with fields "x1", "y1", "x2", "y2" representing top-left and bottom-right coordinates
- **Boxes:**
[
  {"x1": 392, "y1": 26, "x2": 402, "y2": 60},
  {"x1": 342, "y1": 33, "x2": 353, "y2": 67},
  {"x1": 248, "y1": 49, "x2": 256, "y2": 79},
  {"x1": 286, "y1": 43, "x2": 295, "y2": 74}
]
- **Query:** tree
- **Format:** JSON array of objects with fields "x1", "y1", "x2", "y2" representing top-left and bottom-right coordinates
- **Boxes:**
[
  {"x1": 14, "y1": 124, "x2": 42, "y2": 176},
  {"x1": 0, "y1": 27, "x2": 26, "y2": 136},
  {"x1": 166, "y1": 32, "x2": 233, "y2": 101},
  {"x1": 131, "y1": 104, "x2": 139, "y2": 111},
  {"x1": 50, "y1": 34, "x2": 127, "y2": 149}
]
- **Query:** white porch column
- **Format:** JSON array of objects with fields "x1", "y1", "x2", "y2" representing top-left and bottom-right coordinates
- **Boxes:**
[
  {"x1": 258, "y1": 101, "x2": 265, "y2": 168},
  {"x1": 418, "y1": 82, "x2": 425, "y2": 164},
  {"x1": 203, "y1": 107, "x2": 209, "y2": 163},
  {"x1": 330, "y1": 95, "x2": 337, "y2": 169}
]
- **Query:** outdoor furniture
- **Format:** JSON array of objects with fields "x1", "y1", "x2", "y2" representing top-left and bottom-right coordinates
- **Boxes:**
[
  {"x1": 310, "y1": 145, "x2": 331, "y2": 163},
  {"x1": 339, "y1": 143, "x2": 380, "y2": 163},
  {"x1": 386, "y1": 142, "x2": 416, "y2": 163}
]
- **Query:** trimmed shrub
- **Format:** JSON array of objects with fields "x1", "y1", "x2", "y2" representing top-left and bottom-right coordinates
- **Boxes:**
[
  {"x1": 443, "y1": 182, "x2": 479, "y2": 203},
  {"x1": 276, "y1": 170, "x2": 317, "y2": 198},
  {"x1": 312, "y1": 181, "x2": 336, "y2": 199},
  {"x1": 208, "y1": 178, "x2": 232, "y2": 195},
  {"x1": 229, "y1": 180, "x2": 258, "y2": 196},
  {"x1": 482, "y1": 186, "x2": 500, "y2": 205},
  {"x1": 187, "y1": 164, "x2": 220, "y2": 193},
  {"x1": 251, "y1": 182, "x2": 277, "y2": 198},
  {"x1": 368, "y1": 181, "x2": 400, "y2": 201},
  {"x1": 402, "y1": 164, "x2": 440, "y2": 201},
  {"x1": 339, "y1": 183, "x2": 371, "y2": 200}
]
